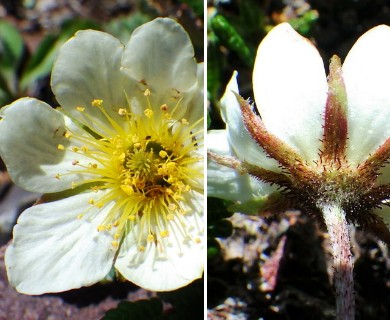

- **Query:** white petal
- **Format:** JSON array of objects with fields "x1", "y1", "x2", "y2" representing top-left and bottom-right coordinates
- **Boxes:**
[
  {"x1": 51, "y1": 30, "x2": 131, "y2": 135},
  {"x1": 342, "y1": 25, "x2": 390, "y2": 165},
  {"x1": 0, "y1": 98, "x2": 90, "y2": 193},
  {"x1": 253, "y1": 23, "x2": 328, "y2": 162},
  {"x1": 221, "y1": 72, "x2": 280, "y2": 172},
  {"x1": 122, "y1": 18, "x2": 197, "y2": 95},
  {"x1": 5, "y1": 191, "x2": 116, "y2": 294},
  {"x1": 207, "y1": 130, "x2": 276, "y2": 202},
  {"x1": 115, "y1": 193, "x2": 203, "y2": 291},
  {"x1": 185, "y1": 63, "x2": 204, "y2": 130}
]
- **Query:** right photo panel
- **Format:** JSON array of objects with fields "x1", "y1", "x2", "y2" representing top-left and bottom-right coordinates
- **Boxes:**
[{"x1": 207, "y1": 1, "x2": 390, "y2": 319}]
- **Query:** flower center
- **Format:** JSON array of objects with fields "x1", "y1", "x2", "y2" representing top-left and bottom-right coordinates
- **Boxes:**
[{"x1": 57, "y1": 94, "x2": 203, "y2": 251}]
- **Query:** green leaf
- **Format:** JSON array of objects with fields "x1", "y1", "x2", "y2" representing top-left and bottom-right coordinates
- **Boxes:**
[
  {"x1": 179, "y1": 0, "x2": 204, "y2": 18},
  {"x1": 0, "y1": 21, "x2": 25, "y2": 96},
  {"x1": 210, "y1": 15, "x2": 253, "y2": 66},
  {"x1": 102, "y1": 298, "x2": 163, "y2": 320},
  {"x1": 289, "y1": 10, "x2": 319, "y2": 36},
  {"x1": 0, "y1": 21, "x2": 24, "y2": 69}
]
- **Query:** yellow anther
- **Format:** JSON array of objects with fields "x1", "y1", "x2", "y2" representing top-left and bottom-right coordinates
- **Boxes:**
[
  {"x1": 181, "y1": 118, "x2": 189, "y2": 125},
  {"x1": 72, "y1": 160, "x2": 79, "y2": 165},
  {"x1": 144, "y1": 89, "x2": 151, "y2": 96},
  {"x1": 81, "y1": 146, "x2": 88, "y2": 152},
  {"x1": 113, "y1": 220, "x2": 119, "y2": 227},
  {"x1": 121, "y1": 185, "x2": 134, "y2": 195},
  {"x1": 133, "y1": 142, "x2": 141, "y2": 149},
  {"x1": 76, "y1": 106, "x2": 85, "y2": 112},
  {"x1": 164, "y1": 113, "x2": 171, "y2": 120},
  {"x1": 160, "y1": 104, "x2": 168, "y2": 111},
  {"x1": 160, "y1": 230, "x2": 169, "y2": 238},
  {"x1": 55, "y1": 174, "x2": 61, "y2": 180},
  {"x1": 71, "y1": 146, "x2": 79, "y2": 152},
  {"x1": 118, "y1": 108, "x2": 127, "y2": 116},
  {"x1": 77, "y1": 214, "x2": 84, "y2": 220},
  {"x1": 114, "y1": 233, "x2": 120, "y2": 239},
  {"x1": 159, "y1": 150, "x2": 168, "y2": 158},
  {"x1": 167, "y1": 213, "x2": 174, "y2": 220},
  {"x1": 144, "y1": 109, "x2": 153, "y2": 118},
  {"x1": 71, "y1": 182, "x2": 78, "y2": 189},
  {"x1": 128, "y1": 215, "x2": 136, "y2": 221},
  {"x1": 147, "y1": 234, "x2": 155, "y2": 242},
  {"x1": 92, "y1": 99, "x2": 103, "y2": 107},
  {"x1": 111, "y1": 241, "x2": 119, "y2": 248},
  {"x1": 64, "y1": 131, "x2": 72, "y2": 138},
  {"x1": 195, "y1": 237, "x2": 201, "y2": 244},
  {"x1": 57, "y1": 144, "x2": 65, "y2": 150},
  {"x1": 88, "y1": 199, "x2": 95, "y2": 205},
  {"x1": 138, "y1": 245, "x2": 146, "y2": 252},
  {"x1": 168, "y1": 203, "x2": 176, "y2": 211},
  {"x1": 89, "y1": 163, "x2": 98, "y2": 169},
  {"x1": 97, "y1": 225, "x2": 105, "y2": 232}
]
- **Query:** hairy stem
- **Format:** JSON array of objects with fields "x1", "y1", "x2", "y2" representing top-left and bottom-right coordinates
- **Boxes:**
[{"x1": 320, "y1": 202, "x2": 355, "y2": 320}]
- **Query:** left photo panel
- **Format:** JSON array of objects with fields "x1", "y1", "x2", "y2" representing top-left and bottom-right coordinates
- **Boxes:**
[{"x1": 0, "y1": 1, "x2": 204, "y2": 319}]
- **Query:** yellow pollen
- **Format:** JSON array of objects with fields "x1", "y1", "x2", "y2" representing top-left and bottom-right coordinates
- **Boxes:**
[
  {"x1": 160, "y1": 230, "x2": 169, "y2": 238},
  {"x1": 92, "y1": 99, "x2": 103, "y2": 107},
  {"x1": 118, "y1": 108, "x2": 127, "y2": 116},
  {"x1": 111, "y1": 241, "x2": 119, "y2": 248},
  {"x1": 56, "y1": 96, "x2": 203, "y2": 256},
  {"x1": 55, "y1": 174, "x2": 61, "y2": 180},
  {"x1": 159, "y1": 150, "x2": 168, "y2": 158},
  {"x1": 144, "y1": 109, "x2": 153, "y2": 118}
]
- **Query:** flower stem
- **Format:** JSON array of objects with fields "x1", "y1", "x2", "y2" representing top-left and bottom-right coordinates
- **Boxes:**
[{"x1": 320, "y1": 202, "x2": 355, "y2": 320}]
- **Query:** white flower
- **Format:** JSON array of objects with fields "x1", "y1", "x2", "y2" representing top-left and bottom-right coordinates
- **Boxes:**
[
  {"x1": 208, "y1": 23, "x2": 390, "y2": 233},
  {"x1": 0, "y1": 18, "x2": 203, "y2": 294}
]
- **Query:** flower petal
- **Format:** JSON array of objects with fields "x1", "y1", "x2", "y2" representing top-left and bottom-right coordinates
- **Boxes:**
[
  {"x1": 208, "y1": 130, "x2": 276, "y2": 202},
  {"x1": 252, "y1": 23, "x2": 328, "y2": 162},
  {"x1": 51, "y1": 30, "x2": 131, "y2": 135},
  {"x1": 342, "y1": 25, "x2": 390, "y2": 165},
  {"x1": 122, "y1": 18, "x2": 197, "y2": 96},
  {"x1": 221, "y1": 72, "x2": 280, "y2": 172},
  {"x1": 0, "y1": 98, "x2": 90, "y2": 193},
  {"x1": 5, "y1": 191, "x2": 116, "y2": 294},
  {"x1": 115, "y1": 193, "x2": 203, "y2": 291}
]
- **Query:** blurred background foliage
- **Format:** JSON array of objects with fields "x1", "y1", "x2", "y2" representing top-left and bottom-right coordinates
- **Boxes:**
[
  {"x1": 0, "y1": 1, "x2": 203, "y2": 319},
  {"x1": 0, "y1": 0, "x2": 203, "y2": 107}
]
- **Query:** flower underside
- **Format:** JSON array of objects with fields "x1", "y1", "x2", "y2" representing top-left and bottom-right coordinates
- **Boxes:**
[
  {"x1": 211, "y1": 57, "x2": 390, "y2": 239},
  {"x1": 57, "y1": 91, "x2": 203, "y2": 251}
]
